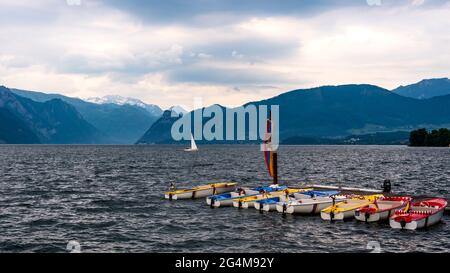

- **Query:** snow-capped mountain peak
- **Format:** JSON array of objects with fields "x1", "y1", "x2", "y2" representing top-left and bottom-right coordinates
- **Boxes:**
[
  {"x1": 86, "y1": 95, "x2": 163, "y2": 116},
  {"x1": 87, "y1": 95, "x2": 142, "y2": 106},
  {"x1": 168, "y1": 105, "x2": 188, "y2": 116}
]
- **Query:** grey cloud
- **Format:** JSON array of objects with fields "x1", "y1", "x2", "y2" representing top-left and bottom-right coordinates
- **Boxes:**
[
  {"x1": 189, "y1": 38, "x2": 301, "y2": 64},
  {"x1": 103, "y1": 0, "x2": 366, "y2": 24},
  {"x1": 166, "y1": 65, "x2": 291, "y2": 86},
  {"x1": 102, "y1": 0, "x2": 450, "y2": 25}
]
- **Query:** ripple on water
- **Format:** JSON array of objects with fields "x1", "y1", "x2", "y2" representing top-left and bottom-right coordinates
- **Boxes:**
[{"x1": 0, "y1": 145, "x2": 449, "y2": 253}]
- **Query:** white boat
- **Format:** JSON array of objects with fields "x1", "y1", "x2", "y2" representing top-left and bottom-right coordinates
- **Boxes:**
[
  {"x1": 276, "y1": 195, "x2": 348, "y2": 214},
  {"x1": 390, "y1": 198, "x2": 447, "y2": 230},
  {"x1": 355, "y1": 196, "x2": 411, "y2": 222},
  {"x1": 184, "y1": 134, "x2": 198, "y2": 152},
  {"x1": 164, "y1": 182, "x2": 237, "y2": 200}
]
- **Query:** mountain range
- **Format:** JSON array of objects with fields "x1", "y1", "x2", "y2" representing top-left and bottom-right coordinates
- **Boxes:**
[
  {"x1": 1, "y1": 78, "x2": 450, "y2": 145},
  {"x1": 10, "y1": 89, "x2": 163, "y2": 144},
  {"x1": 393, "y1": 78, "x2": 450, "y2": 99},
  {"x1": 137, "y1": 79, "x2": 450, "y2": 144},
  {"x1": 0, "y1": 86, "x2": 103, "y2": 144}
]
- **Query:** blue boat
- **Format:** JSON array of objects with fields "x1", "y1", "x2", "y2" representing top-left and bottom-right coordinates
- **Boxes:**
[
  {"x1": 255, "y1": 190, "x2": 341, "y2": 212},
  {"x1": 254, "y1": 197, "x2": 281, "y2": 211},
  {"x1": 206, "y1": 185, "x2": 287, "y2": 207},
  {"x1": 294, "y1": 190, "x2": 340, "y2": 199}
]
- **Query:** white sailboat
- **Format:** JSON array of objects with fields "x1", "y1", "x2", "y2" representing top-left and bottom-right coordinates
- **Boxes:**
[{"x1": 184, "y1": 134, "x2": 198, "y2": 152}]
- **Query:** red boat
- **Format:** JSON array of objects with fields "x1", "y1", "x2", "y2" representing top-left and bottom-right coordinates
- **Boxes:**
[
  {"x1": 355, "y1": 196, "x2": 411, "y2": 222},
  {"x1": 390, "y1": 198, "x2": 447, "y2": 230}
]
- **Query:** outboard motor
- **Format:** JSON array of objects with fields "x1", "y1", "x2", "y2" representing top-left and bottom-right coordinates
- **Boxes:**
[{"x1": 382, "y1": 180, "x2": 392, "y2": 193}]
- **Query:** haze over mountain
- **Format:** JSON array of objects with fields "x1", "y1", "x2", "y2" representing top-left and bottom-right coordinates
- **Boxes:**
[
  {"x1": 137, "y1": 83, "x2": 450, "y2": 144},
  {"x1": 11, "y1": 89, "x2": 161, "y2": 144},
  {"x1": 0, "y1": 86, "x2": 103, "y2": 144},
  {"x1": 393, "y1": 78, "x2": 450, "y2": 99}
]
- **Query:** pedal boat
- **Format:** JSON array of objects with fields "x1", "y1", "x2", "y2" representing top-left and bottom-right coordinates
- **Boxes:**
[
  {"x1": 164, "y1": 182, "x2": 237, "y2": 200},
  {"x1": 389, "y1": 198, "x2": 447, "y2": 230},
  {"x1": 355, "y1": 196, "x2": 411, "y2": 222},
  {"x1": 321, "y1": 194, "x2": 384, "y2": 221}
]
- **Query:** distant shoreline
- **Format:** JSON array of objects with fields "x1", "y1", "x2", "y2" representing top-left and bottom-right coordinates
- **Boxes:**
[{"x1": 0, "y1": 143, "x2": 414, "y2": 146}]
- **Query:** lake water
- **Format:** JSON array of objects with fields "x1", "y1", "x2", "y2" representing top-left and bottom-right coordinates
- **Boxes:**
[{"x1": 0, "y1": 145, "x2": 448, "y2": 253}]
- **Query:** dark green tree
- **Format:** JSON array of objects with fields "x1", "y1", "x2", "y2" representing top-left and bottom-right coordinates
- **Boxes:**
[
  {"x1": 438, "y1": 128, "x2": 450, "y2": 146},
  {"x1": 409, "y1": 128, "x2": 428, "y2": 146},
  {"x1": 410, "y1": 128, "x2": 450, "y2": 147},
  {"x1": 425, "y1": 129, "x2": 439, "y2": 146}
]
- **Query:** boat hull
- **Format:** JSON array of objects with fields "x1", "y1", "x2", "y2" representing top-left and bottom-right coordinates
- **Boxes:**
[
  {"x1": 165, "y1": 183, "x2": 237, "y2": 200},
  {"x1": 355, "y1": 210, "x2": 397, "y2": 222},
  {"x1": 278, "y1": 201, "x2": 333, "y2": 214},
  {"x1": 321, "y1": 209, "x2": 355, "y2": 221},
  {"x1": 390, "y1": 209, "x2": 444, "y2": 230},
  {"x1": 262, "y1": 203, "x2": 278, "y2": 212},
  {"x1": 233, "y1": 200, "x2": 255, "y2": 209},
  {"x1": 207, "y1": 199, "x2": 233, "y2": 207},
  {"x1": 254, "y1": 202, "x2": 277, "y2": 212}
]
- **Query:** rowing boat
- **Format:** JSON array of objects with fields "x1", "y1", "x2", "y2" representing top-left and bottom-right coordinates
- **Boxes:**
[
  {"x1": 164, "y1": 182, "x2": 237, "y2": 200},
  {"x1": 390, "y1": 198, "x2": 447, "y2": 230},
  {"x1": 320, "y1": 194, "x2": 384, "y2": 221},
  {"x1": 206, "y1": 185, "x2": 286, "y2": 207},
  {"x1": 233, "y1": 188, "x2": 312, "y2": 209},
  {"x1": 355, "y1": 196, "x2": 411, "y2": 222}
]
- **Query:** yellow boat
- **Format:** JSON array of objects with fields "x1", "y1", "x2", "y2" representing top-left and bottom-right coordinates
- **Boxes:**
[
  {"x1": 320, "y1": 194, "x2": 384, "y2": 221},
  {"x1": 164, "y1": 182, "x2": 237, "y2": 200},
  {"x1": 233, "y1": 188, "x2": 313, "y2": 209}
]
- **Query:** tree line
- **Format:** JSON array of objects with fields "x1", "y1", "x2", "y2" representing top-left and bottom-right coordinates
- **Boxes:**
[{"x1": 409, "y1": 128, "x2": 450, "y2": 147}]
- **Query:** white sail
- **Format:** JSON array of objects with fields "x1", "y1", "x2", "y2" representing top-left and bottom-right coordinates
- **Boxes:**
[
  {"x1": 191, "y1": 134, "x2": 198, "y2": 151},
  {"x1": 185, "y1": 134, "x2": 198, "y2": 152}
]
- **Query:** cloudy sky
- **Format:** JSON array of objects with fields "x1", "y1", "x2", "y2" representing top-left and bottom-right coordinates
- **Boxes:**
[{"x1": 0, "y1": 0, "x2": 449, "y2": 109}]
